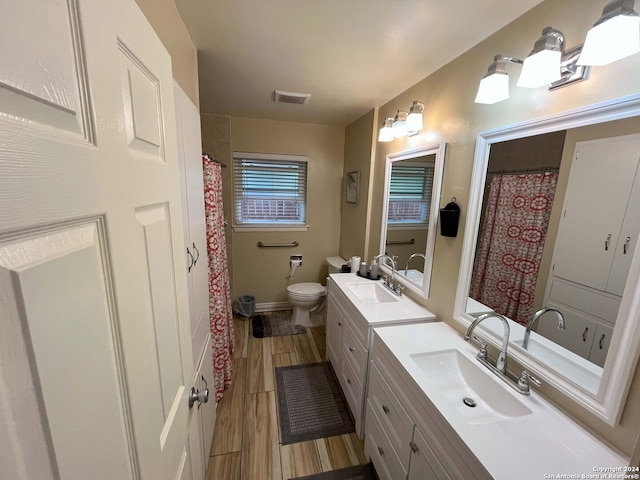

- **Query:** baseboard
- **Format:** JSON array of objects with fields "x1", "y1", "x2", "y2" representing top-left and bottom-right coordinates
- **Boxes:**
[{"x1": 255, "y1": 301, "x2": 292, "y2": 313}]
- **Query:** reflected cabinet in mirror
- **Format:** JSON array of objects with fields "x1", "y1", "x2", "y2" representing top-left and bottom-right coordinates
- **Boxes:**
[
  {"x1": 454, "y1": 95, "x2": 640, "y2": 425},
  {"x1": 379, "y1": 143, "x2": 446, "y2": 299}
]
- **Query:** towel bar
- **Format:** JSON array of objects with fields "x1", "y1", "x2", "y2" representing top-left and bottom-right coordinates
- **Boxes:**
[{"x1": 257, "y1": 241, "x2": 299, "y2": 248}]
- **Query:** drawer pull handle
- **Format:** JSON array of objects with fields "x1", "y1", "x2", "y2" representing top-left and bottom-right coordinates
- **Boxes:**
[
  {"x1": 346, "y1": 377, "x2": 351, "y2": 385},
  {"x1": 599, "y1": 333, "x2": 606, "y2": 350},
  {"x1": 582, "y1": 327, "x2": 589, "y2": 342},
  {"x1": 605, "y1": 233, "x2": 612, "y2": 251},
  {"x1": 378, "y1": 446, "x2": 385, "y2": 456},
  {"x1": 382, "y1": 404, "x2": 390, "y2": 415},
  {"x1": 624, "y1": 236, "x2": 631, "y2": 254},
  {"x1": 338, "y1": 322, "x2": 342, "y2": 327},
  {"x1": 410, "y1": 441, "x2": 419, "y2": 454},
  {"x1": 349, "y1": 346, "x2": 356, "y2": 353}
]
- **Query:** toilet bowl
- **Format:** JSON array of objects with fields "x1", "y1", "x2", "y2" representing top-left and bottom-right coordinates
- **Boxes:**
[{"x1": 287, "y1": 282, "x2": 326, "y2": 327}]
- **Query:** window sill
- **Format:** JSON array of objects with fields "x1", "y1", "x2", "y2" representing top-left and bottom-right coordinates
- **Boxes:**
[{"x1": 232, "y1": 224, "x2": 309, "y2": 232}]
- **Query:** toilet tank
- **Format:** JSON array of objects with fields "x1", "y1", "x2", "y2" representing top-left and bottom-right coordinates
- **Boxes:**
[{"x1": 326, "y1": 256, "x2": 347, "y2": 274}]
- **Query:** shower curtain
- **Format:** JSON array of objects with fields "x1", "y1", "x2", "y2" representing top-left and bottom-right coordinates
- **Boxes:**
[
  {"x1": 470, "y1": 172, "x2": 557, "y2": 325},
  {"x1": 203, "y1": 155, "x2": 235, "y2": 401}
]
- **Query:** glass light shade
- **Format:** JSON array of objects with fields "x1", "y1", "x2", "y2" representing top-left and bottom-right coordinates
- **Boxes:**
[
  {"x1": 578, "y1": 14, "x2": 640, "y2": 65},
  {"x1": 406, "y1": 112, "x2": 423, "y2": 132},
  {"x1": 378, "y1": 125, "x2": 394, "y2": 142},
  {"x1": 392, "y1": 111, "x2": 407, "y2": 138},
  {"x1": 475, "y1": 72, "x2": 510, "y2": 104},
  {"x1": 517, "y1": 49, "x2": 562, "y2": 88}
]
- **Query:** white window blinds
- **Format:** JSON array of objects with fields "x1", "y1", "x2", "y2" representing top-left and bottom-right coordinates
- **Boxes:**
[
  {"x1": 233, "y1": 153, "x2": 308, "y2": 226},
  {"x1": 388, "y1": 164, "x2": 435, "y2": 224}
]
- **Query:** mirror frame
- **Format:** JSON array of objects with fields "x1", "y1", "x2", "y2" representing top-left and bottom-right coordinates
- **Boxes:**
[
  {"x1": 379, "y1": 142, "x2": 446, "y2": 299},
  {"x1": 453, "y1": 94, "x2": 640, "y2": 426}
]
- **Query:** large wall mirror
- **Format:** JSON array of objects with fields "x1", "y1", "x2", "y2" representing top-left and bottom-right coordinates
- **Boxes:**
[
  {"x1": 379, "y1": 143, "x2": 446, "y2": 299},
  {"x1": 454, "y1": 94, "x2": 640, "y2": 426}
]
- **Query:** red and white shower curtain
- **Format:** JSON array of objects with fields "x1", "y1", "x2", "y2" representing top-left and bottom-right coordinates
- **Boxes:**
[
  {"x1": 203, "y1": 155, "x2": 235, "y2": 401},
  {"x1": 470, "y1": 172, "x2": 557, "y2": 325}
]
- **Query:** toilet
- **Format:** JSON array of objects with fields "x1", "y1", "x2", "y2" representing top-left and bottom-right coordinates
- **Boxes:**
[{"x1": 286, "y1": 256, "x2": 347, "y2": 327}]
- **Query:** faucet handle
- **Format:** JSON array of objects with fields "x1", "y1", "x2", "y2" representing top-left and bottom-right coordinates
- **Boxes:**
[
  {"x1": 472, "y1": 336, "x2": 488, "y2": 359},
  {"x1": 518, "y1": 370, "x2": 542, "y2": 394}
]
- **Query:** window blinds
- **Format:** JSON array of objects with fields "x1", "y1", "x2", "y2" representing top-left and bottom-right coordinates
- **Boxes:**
[{"x1": 233, "y1": 154, "x2": 308, "y2": 225}]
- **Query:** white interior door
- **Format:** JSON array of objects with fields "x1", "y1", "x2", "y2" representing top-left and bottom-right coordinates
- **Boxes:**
[{"x1": 0, "y1": 0, "x2": 195, "y2": 479}]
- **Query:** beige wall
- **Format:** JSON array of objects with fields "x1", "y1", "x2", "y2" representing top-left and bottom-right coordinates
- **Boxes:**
[
  {"x1": 229, "y1": 118, "x2": 344, "y2": 304},
  {"x1": 135, "y1": 0, "x2": 199, "y2": 106},
  {"x1": 345, "y1": 0, "x2": 640, "y2": 456},
  {"x1": 340, "y1": 110, "x2": 376, "y2": 262}
]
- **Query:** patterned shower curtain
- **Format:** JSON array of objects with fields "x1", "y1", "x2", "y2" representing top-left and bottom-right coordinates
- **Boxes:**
[
  {"x1": 203, "y1": 155, "x2": 235, "y2": 401},
  {"x1": 470, "y1": 172, "x2": 558, "y2": 325}
]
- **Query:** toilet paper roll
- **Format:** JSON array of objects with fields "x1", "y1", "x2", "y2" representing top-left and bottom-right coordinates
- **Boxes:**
[
  {"x1": 350, "y1": 256, "x2": 361, "y2": 272},
  {"x1": 287, "y1": 258, "x2": 302, "y2": 278}
]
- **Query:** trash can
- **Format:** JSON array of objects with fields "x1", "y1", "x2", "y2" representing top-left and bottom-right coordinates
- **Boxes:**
[{"x1": 235, "y1": 295, "x2": 256, "y2": 318}]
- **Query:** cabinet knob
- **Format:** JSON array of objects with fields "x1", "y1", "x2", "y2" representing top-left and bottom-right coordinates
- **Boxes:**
[
  {"x1": 338, "y1": 321, "x2": 342, "y2": 327},
  {"x1": 378, "y1": 446, "x2": 385, "y2": 456},
  {"x1": 349, "y1": 346, "x2": 356, "y2": 353},
  {"x1": 382, "y1": 404, "x2": 390, "y2": 415},
  {"x1": 346, "y1": 377, "x2": 351, "y2": 385},
  {"x1": 605, "y1": 233, "x2": 612, "y2": 251},
  {"x1": 624, "y1": 236, "x2": 631, "y2": 254},
  {"x1": 410, "y1": 441, "x2": 419, "y2": 454}
]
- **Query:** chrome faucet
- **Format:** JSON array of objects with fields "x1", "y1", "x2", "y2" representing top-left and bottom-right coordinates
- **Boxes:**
[
  {"x1": 464, "y1": 313, "x2": 510, "y2": 374},
  {"x1": 371, "y1": 253, "x2": 403, "y2": 296},
  {"x1": 404, "y1": 253, "x2": 426, "y2": 275},
  {"x1": 522, "y1": 308, "x2": 565, "y2": 349}
]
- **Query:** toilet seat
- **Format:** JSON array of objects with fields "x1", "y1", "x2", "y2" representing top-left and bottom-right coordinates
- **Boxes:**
[{"x1": 287, "y1": 282, "x2": 326, "y2": 298}]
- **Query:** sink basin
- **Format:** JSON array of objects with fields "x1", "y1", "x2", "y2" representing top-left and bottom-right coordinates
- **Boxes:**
[
  {"x1": 345, "y1": 282, "x2": 398, "y2": 304},
  {"x1": 409, "y1": 350, "x2": 532, "y2": 424}
]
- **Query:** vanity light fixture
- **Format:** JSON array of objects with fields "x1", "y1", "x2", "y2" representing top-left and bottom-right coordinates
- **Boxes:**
[
  {"x1": 578, "y1": 0, "x2": 640, "y2": 66},
  {"x1": 406, "y1": 101, "x2": 425, "y2": 131},
  {"x1": 378, "y1": 101, "x2": 425, "y2": 142},
  {"x1": 392, "y1": 110, "x2": 408, "y2": 138},
  {"x1": 378, "y1": 117, "x2": 395, "y2": 142},
  {"x1": 474, "y1": 55, "x2": 522, "y2": 104},
  {"x1": 517, "y1": 27, "x2": 565, "y2": 88}
]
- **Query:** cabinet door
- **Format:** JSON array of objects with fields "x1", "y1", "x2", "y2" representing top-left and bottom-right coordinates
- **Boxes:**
[
  {"x1": 553, "y1": 136, "x2": 640, "y2": 292},
  {"x1": 608, "y1": 158, "x2": 640, "y2": 296},
  {"x1": 589, "y1": 323, "x2": 614, "y2": 368},
  {"x1": 408, "y1": 427, "x2": 452, "y2": 480},
  {"x1": 326, "y1": 297, "x2": 343, "y2": 369}
]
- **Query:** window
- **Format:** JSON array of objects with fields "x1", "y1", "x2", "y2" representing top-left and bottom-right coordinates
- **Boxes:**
[
  {"x1": 233, "y1": 152, "x2": 308, "y2": 227},
  {"x1": 387, "y1": 163, "x2": 435, "y2": 225}
]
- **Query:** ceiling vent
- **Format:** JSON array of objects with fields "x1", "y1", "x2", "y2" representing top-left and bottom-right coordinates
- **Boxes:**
[{"x1": 273, "y1": 90, "x2": 311, "y2": 105}]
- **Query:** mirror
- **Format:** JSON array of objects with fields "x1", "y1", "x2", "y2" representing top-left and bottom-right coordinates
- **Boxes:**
[
  {"x1": 379, "y1": 143, "x2": 446, "y2": 299},
  {"x1": 454, "y1": 94, "x2": 640, "y2": 426}
]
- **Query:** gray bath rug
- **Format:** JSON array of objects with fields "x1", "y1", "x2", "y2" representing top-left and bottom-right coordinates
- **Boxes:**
[
  {"x1": 289, "y1": 463, "x2": 377, "y2": 480},
  {"x1": 252, "y1": 311, "x2": 306, "y2": 338},
  {"x1": 276, "y1": 362, "x2": 355, "y2": 445}
]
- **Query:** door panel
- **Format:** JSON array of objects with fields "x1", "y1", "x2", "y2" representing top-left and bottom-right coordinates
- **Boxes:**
[
  {"x1": 0, "y1": 0, "x2": 90, "y2": 137},
  {"x1": 0, "y1": 220, "x2": 133, "y2": 480}
]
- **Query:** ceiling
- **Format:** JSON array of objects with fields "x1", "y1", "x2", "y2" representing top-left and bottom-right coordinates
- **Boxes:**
[{"x1": 175, "y1": 0, "x2": 542, "y2": 126}]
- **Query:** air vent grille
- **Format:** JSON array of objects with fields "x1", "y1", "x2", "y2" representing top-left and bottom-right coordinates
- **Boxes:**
[{"x1": 274, "y1": 90, "x2": 311, "y2": 105}]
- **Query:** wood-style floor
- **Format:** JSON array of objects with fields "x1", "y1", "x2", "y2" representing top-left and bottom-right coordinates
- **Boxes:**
[{"x1": 205, "y1": 315, "x2": 368, "y2": 480}]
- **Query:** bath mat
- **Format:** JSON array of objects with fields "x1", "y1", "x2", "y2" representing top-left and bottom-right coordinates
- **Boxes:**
[
  {"x1": 276, "y1": 362, "x2": 355, "y2": 445},
  {"x1": 289, "y1": 463, "x2": 377, "y2": 480},
  {"x1": 252, "y1": 311, "x2": 306, "y2": 338}
]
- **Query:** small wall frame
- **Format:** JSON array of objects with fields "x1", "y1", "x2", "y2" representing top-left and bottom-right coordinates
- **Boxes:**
[{"x1": 346, "y1": 170, "x2": 360, "y2": 204}]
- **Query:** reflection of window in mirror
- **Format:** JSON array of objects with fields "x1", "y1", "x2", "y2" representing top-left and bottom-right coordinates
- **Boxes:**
[{"x1": 385, "y1": 155, "x2": 435, "y2": 279}]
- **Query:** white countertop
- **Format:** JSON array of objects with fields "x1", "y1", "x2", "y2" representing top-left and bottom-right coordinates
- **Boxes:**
[
  {"x1": 328, "y1": 273, "x2": 435, "y2": 324},
  {"x1": 374, "y1": 322, "x2": 629, "y2": 479}
]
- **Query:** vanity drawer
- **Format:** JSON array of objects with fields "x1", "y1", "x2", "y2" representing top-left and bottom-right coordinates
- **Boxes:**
[
  {"x1": 341, "y1": 321, "x2": 368, "y2": 379},
  {"x1": 364, "y1": 402, "x2": 407, "y2": 480},
  {"x1": 367, "y1": 363, "x2": 413, "y2": 465},
  {"x1": 340, "y1": 353, "x2": 364, "y2": 424}
]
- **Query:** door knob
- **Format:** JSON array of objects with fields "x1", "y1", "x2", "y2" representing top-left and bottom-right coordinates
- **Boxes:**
[{"x1": 189, "y1": 386, "x2": 210, "y2": 409}]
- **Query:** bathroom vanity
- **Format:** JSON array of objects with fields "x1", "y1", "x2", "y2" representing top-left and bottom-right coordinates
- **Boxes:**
[
  {"x1": 326, "y1": 273, "x2": 436, "y2": 437},
  {"x1": 365, "y1": 322, "x2": 628, "y2": 480}
]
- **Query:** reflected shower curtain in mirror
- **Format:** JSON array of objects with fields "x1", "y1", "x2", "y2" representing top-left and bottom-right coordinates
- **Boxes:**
[
  {"x1": 204, "y1": 156, "x2": 235, "y2": 401},
  {"x1": 470, "y1": 172, "x2": 558, "y2": 325}
]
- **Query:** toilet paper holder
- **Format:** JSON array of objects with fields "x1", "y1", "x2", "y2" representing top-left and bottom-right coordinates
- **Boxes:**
[{"x1": 287, "y1": 254, "x2": 303, "y2": 278}]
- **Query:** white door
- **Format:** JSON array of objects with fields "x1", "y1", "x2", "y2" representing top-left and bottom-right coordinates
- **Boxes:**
[{"x1": 0, "y1": 0, "x2": 195, "y2": 479}]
